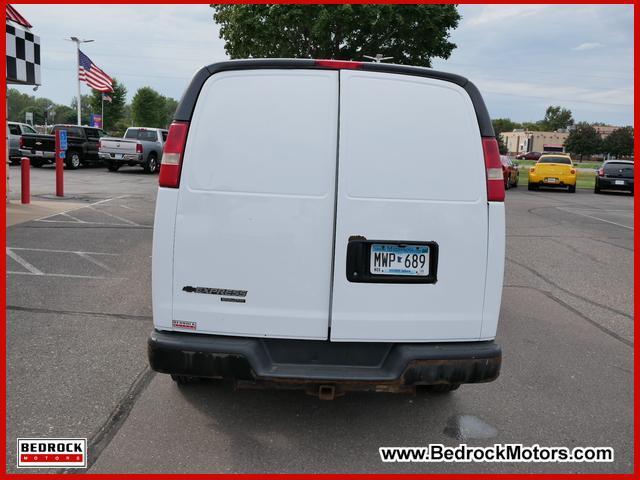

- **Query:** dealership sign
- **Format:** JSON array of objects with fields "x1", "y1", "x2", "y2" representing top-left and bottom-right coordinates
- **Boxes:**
[{"x1": 17, "y1": 438, "x2": 87, "y2": 468}]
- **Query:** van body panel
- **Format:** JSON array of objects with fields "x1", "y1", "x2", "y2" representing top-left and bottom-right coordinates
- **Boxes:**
[
  {"x1": 171, "y1": 70, "x2": 339, "y2": 339},
  {"x1": 330, "y1": 71, "x2": 488, "y2": 342},
  {"x1": 480, "y1": 202, "x2": 505, "y2": 340},
  {"x1": 152, "y1": 188, "x2": 179, "y2": 330}
]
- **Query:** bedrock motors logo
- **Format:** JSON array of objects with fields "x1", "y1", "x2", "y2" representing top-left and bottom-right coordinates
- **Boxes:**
[{"x1": 17, "y1": 438, "x2": 87, "y2": 468}]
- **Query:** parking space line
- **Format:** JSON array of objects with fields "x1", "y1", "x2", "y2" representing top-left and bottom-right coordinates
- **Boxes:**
[
  {"x1": 7, "y1": 271, "x2": 123, "y2": 280},
  {"x1": 557, "y1": 207, "x2": 633, "y2": 230},
  {"x1": 76, "y1": 252, "x2": 114, "y2": 272},
  {"x1": 6, "y1": 248, "x2": 43, "y2": 275},
  {"x1": 88, "y1": 206, "x2": 139, "y2": 226},
  {"x1": 8, "y1": 247, "x2": 119, "y2": 256}
]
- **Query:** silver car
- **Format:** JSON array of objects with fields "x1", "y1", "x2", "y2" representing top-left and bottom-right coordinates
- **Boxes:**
[{"x1": 7, "y1": 122, "x2": 37, "y2": 164}]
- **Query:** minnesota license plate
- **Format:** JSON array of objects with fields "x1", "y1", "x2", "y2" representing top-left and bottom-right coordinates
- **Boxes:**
[{"x1": 370, "y1": 243, "x2": 429, "y2": 276}]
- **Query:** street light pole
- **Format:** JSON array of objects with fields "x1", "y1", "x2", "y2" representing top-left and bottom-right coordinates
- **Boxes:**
[{"x1": 68, "y1": 37, "x2": 94, "y2": 126}]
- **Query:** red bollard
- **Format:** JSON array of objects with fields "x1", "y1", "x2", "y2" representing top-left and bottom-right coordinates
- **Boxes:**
[
  {"x1": 55, "y1": 129, "x2": 64, "y2": 197},
  {"x1": 20, "y1": 157, "x2": 30, "y2": 204}
]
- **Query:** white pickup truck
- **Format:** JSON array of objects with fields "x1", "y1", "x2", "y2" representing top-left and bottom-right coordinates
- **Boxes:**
[{"x1": 99, "y1": 127, "x2": 168, "y2": 173}]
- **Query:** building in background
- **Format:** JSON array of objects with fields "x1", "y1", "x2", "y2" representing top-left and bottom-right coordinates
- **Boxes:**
[{"x1": 501, "y1": 130, "x2": 570, "y2": 155}]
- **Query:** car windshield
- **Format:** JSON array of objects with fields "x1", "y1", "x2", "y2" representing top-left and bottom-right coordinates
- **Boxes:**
[{"x1": 538, "y1": 156, "x2": 571, "y2": 165}]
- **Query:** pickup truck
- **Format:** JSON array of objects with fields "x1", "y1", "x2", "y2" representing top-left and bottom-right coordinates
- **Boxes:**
[
  {"x1": 7, "y1": 122, "x2": 38, "y2": 164},
  {"x1": 99, "y1": 127, "x2": 167, "y2": 173},
  {"x1": 20, "y1": 124, "x2": 108, "y2": 169}
]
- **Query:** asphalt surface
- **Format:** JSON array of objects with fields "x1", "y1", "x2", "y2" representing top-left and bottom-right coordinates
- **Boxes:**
[{"x1": 6, "y1": 166, "x2": 634, "y2": 473}]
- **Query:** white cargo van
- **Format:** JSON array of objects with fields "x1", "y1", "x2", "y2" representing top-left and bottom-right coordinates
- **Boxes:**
[{"x1": 149, "y1": 59, "x2": 505, "y2": 398}]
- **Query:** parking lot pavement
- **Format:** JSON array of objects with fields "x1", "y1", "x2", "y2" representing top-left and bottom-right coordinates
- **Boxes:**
[{"x1": 6, "y1": 169, "x2": 634, "y2": 473}]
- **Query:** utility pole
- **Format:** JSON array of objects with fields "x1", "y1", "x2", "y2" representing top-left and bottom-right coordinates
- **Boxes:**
[{"x1": 68, "y1": 36, "x2": 94, "y2": 126}]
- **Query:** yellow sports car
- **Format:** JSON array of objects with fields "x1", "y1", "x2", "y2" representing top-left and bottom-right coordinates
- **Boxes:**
[{"x1": 528, "y1": 154, "x2": 577, "y2": 193}]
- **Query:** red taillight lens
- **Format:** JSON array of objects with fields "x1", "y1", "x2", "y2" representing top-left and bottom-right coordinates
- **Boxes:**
[
  {"x1": 315, "y1": 59, "x2": 363, "y2": 70},
  {"x1": 482, "y1": 137, "x2": 505, "y2": 202},
  {"x1": 159, "y1": 121, "x2": 189, "y2": 188},
  {"x1": 570, "y1": 169, "x2": 576, "y2": 175},
  {"x1": 598, "y1": 168, "x2": 604, "y2": 176},
  {"x1": 136, "y1": 143, "x2": 143, "y2": 154},
  {"x1": 19, "y1": 136, "x2": 25, "y2": 148},
  {"x1": 530, "y1": 167, "x2": 535, "y2": 173}
]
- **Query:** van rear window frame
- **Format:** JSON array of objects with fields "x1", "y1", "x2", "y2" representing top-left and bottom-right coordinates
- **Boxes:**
[{"x1": 173, "y1": 59, "x2": 495, "y2": 138}]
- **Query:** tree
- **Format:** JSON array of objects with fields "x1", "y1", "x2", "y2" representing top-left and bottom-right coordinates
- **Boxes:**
[
  {"x1": 492, "y1": 118, "x2": 520, "y2": 155},
  {"x1": 70, "y1": 94, "x2": 93, "y2": 125},
  {"x1": 211, "y1": 5, "x2": 460, "y2": 67},
  {"x1": 164, "y1": 97, "x2": 179, "y2": 124},
  {"x1": 131, "y1": 86, "x2": 167, "y2": 128},
  {"x1": 602, "y1": 126, "x2": 634, "y2": 158},
  {"x1": 564, "y1": 122, "x2": 602, "y2": 160},
  {"x1": 88, "y1": 78, "x2": 127, "y2": 133},
  {"x1": 540, "y1": 105, "x2": 573, "y2": 131}
]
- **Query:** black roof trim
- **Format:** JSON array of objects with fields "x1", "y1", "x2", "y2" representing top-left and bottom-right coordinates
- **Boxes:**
[{"x1": 173, "y1": 59, "x2": 494, "y2": 137}]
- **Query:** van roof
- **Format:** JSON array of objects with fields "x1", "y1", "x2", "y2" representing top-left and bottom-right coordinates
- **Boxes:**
[{"x1": 173, "y1": 58, "x2": 495, "y2": 137}]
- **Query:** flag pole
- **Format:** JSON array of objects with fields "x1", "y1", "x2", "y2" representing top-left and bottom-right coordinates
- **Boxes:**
[
  {"x1": 75, "y1": 40, "x2": 81, "y2": 126},
  {"x1": 101, "y1": 94, "x2": 104, "y2": 129},
  {"x1": 68, "y1": 37, "x2": 94, "y2": 126}
]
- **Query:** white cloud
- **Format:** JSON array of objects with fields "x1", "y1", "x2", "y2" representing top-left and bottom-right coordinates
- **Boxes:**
[
  {"x1": 572, "y1": 42, "x2": 604, "y2": 51},
  {"x1": 465, "y1": 5, "x2": 550, "y2": 27}
]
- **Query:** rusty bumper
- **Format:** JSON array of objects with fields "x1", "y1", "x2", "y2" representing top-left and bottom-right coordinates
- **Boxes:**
[{"x1": 149, "y1": 330, "x2": 501, "y2": 389}]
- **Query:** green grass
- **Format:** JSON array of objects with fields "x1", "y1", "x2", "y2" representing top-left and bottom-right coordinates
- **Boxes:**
[
  {"x1": 515, "y1": 159, "x2": 602, "y2": 170},
  {"x1": 518, "y1": 168, "x2": 595, "y2": 189}
]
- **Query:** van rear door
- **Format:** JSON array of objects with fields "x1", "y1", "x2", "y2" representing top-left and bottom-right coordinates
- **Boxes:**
[
  {"x1": 330, "y1": 70, "x2": 489, "y2": 342},
  {"x1": 172, "y1": 69, "x2": 339, "y2": 339}
]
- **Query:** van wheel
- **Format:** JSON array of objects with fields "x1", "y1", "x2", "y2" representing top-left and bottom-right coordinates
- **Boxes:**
[
  {"x1": 568, "y1": 185, "x2": 576, "y2": 193},
  {"x1": 65, "y1": 151, "x2": 82, "y2": 170},
  {"x1": 170, "y1": 374, "x2": 199, "y2": 385},
  {"x1": 527, "y1": 183, "x2": 536, "y2": 191},
  {"x1": 107, "y1": 162, "x2": 120, "y2": 172},
  {"x1": 143, "y1": 154, "x2": 158, "y2": 174},
  {"x1": 418, "y1": 384, "x2": 461, "y2": 394}
]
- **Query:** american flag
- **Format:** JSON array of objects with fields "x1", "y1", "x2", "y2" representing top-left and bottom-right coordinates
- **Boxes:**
[{"x1": 78, "y1": 50, "x2": 113, "y2": 93}]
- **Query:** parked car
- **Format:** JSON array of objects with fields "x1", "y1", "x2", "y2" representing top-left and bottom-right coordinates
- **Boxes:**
[
  {"x1": 7, "y1": 121, "x2": 37, "y2": 164},
  {"x1": 20, "y1": 124, "x2": 108, "y2": 169},
  {"x1": 500, "y1": 155, "x2": 519, "y2": 189},
  {"x1": 99, "y1": 127, "x2": 167, "y2": 173},
  {"x1": 516, "y1": 151, "x2": 542, "y2": 160},
  {"x1": 595, "y1": 160, "x2": 634, "y2": 195},
  {"x1": 148, "y1": 59, "x2": 505, "y2": 397},
  {"x1": 528, "y1": 154, "x2": 577, "y2": 192}
]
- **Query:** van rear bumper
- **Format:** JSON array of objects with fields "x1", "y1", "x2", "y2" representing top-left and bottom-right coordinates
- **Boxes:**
[{"x1": 148, "y1": 330, "x2": 501, "y2": 387}]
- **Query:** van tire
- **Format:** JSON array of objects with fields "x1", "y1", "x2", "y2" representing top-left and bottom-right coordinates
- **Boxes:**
[
  {"x1": 568, "y1": 185, "x2": 576, "y2": 193},
  {"x1": 527, "y1": 182, "x2": 536, "y2": 191},
  {"x1": 143, "y1": 154, "x2": 158, "y2": 174},
  {"x1": 170, "y1": 374, "x2": 199, "y2": 385},
  {"x1": 65, "y1": 151, "x2": 82, "y2": 170},
  {"x1": 419, "y1": 384, "x2": 461, "y2": 394}
]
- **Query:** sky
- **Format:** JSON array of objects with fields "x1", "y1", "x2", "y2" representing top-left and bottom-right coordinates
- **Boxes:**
[{"x1": 13, "y1": 4, "x2": 634, "y2": 126}]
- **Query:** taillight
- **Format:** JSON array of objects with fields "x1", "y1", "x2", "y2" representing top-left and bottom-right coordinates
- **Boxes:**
[
  {"x1": 530, "y1": 167, "x2": 535, "y2": 173},
  {"x1": 99, "y1": 140, "x2": 102, "y2": 150},
  {"x1": 315, "y1": 59, "x2": 363, "y2": 70},
  {"x1": 482, "y1": 137, "x2": 505, "y2": 202},
  {"x1": 598, "y1": 168, "x2": 604, "y2": 176},
  {"x1": 136, "y1": 143, "x2": 143, "y2": 154},
  {"x1": 570, "y1": 169, "x2": 576, "y2": 175},
  {"x1": 19, "y1": 136, "x2": 25, "y2": 148},
  {"x1": 159, "y1": 121, "x2": 189, "y2": 188}
]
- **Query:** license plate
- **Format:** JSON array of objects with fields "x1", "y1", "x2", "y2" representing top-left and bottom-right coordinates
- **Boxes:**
[
  {"x1": 545, "y1": 177, "x2": 558, "y2": 183},
  {"x1": 615, "y1": 180, "x2": 625, "y2": 185},
  {"x1": 370, "y1": 244, "x2": 429, "y2": 276},
  {"x1": 113, "y1": 153, "x2": 123, "y2": 159}
]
